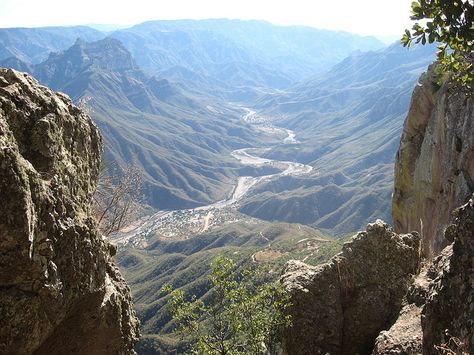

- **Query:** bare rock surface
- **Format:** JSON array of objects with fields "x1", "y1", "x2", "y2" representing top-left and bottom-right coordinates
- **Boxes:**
[
  {"x1": 372, "y1": 262, "x2": 434, "y2": 354},
  {"x1": 393, "y1": 65, "x2": 474, "y2": 258},
  {"x1": 0, "y1": 68, "x2": 139, "y2": 354},
  {"x1": 421, "y1": 194, "x2": 474, "y2": 352},
  {"x1": 281, "y1": 220, "x2": 420, "y2": 355},
  {"x1": 281, "y1": 64, "x2": 474, "y2": 355},
  {"x1": 374, "y1": 194, "x2": 474, "y2": 354}
]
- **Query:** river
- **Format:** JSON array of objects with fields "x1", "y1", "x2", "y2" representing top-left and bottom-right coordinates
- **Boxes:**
[{"x1": 113, "y1": 110, "x2": 313, "y2": 245}]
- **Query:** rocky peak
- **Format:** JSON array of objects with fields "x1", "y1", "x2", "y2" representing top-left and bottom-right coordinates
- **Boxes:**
[
  {"x1": 374, "y1": 194, "x2": 474, "y2": 353},
  {"x1": 34, "y1": 37, "x2": 137, "y2": 89},
  {"x1": 0, "y1": 68, "x2": 139, "y2": 354},
  {"x1": 71, "y1": 37, "x2": 137, "y2": 72}
]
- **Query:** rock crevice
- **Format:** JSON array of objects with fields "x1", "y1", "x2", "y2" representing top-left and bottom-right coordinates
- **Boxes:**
[
  {"x1": 0, "y1": 68, "x2": 139, "y2": 354},
  {"x1": 281, "y1": 220, "x2": 421, "y2": 355}
]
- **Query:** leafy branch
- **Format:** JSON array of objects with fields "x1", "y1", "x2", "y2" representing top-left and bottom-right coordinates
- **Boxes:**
[
  {"x1": 401, "y1": 0, "x2": 474, "y2": 88},
  {"x1": 162, "y1": 256, "x2": 291, "y2": 355}
]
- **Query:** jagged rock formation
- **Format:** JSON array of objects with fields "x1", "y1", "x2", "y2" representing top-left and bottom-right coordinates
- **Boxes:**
[
  {"x1": 281, "y1": 63, "x2": 474, "y2": 354},
  {"x1": 374, "y1": 194, "x2": 474, "y2": 353},
  {"x1": 281, "y1": 220, "x2": 420, "y2": 355},
  {"x1": 0, "y1": 69, "x2": 139, "y2": 354},
  {"x1": 393, "y1": 65, "x2": 474, "y2": 258}
]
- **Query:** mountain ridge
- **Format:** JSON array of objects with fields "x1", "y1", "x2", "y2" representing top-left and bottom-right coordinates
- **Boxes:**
[
  {"x1": 238, "y1": 43, "x2": 437, "y2": 235},
  {"x1": 4, "y1": 36, "x2": 282, "y2": 209}
]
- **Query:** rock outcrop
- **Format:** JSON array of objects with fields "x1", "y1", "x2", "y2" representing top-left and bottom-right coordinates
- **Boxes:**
[
  {"x1": 280, "y1": 63, "x2": 474, "y2": 354},
  {"x1": 0, "y1": 69, "x2": 139, "y2": 354},
  {"x1": 281, "y1": 220, "x2": 420, "y2": 355},
  {"x1": 393, "y1": 65, "x2": 474, "y2": 258},
  {"x1": 374, "y1": 194, "x2": 474, "y2": 354}
]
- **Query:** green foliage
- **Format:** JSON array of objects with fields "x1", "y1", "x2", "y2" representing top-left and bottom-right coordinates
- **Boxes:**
[
  {"x1": 163, "y1": 255, "x2": 291, "y2": 355},
  {"x1": 401, "y1": 0, "x2": 474, "y2": 88}
]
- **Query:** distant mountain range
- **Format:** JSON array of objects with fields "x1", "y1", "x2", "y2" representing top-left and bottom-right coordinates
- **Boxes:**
[
  {"x1": 0, "y1": 19, "x2": 440, "y2": 354},
  {"x1": 0, "y1": 26, "x2": 104, "y2": 63},
  {"x1": 109, "y1": 20, "x2": 384, "y2": 86},
  {"x1": 0, "y1": 19, "x2": 437, "y2": 233},
  {"x1": 3, "y1": 37, "x2": 281, "y2": 209},
  {"x1": 0, "y1": 20, "x2": 384, "y2": 93}
]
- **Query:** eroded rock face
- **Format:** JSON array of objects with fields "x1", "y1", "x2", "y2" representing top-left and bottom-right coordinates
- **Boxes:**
[
  {"x1": 374, "y1": 194, "x2": 474, "y2": 354},
  {"x1": 281, "y1": 220, "x2": 420, "y2": 355},
  {"x1": 393, "y1": 65, "x2": 474, "y2": 258},
  {"x1": 422, "y1": 195, "x2": 474, "y2": 351},
  {"x1": 0, "y1": 68, "x2": 139, "y2": 354}
]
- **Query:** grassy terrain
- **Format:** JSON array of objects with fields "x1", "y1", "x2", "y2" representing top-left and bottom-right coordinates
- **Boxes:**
[{"x1": 116, "y1": 217, "x2": 343, "y2": 353}]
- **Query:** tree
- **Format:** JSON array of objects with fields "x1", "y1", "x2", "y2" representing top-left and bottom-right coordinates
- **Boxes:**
[
  {"x1": 78, "y1": 96, "x2": 143, "y2": 237},
  {"x1": 93, "y1": 163, "x2": 142, "y2": 237},
  {"x1": 162, "y1": 256, "x2": 291, "y2": 355},
  {"x1": 401, "y1": 0, "x2": 474, "y2": 88}
]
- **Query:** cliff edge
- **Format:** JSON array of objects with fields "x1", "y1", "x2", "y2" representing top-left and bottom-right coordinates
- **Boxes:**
[
  {"x1": 0, "y1": 68, "x2": 139, "y2": 354},
  {"x1": 374, "y1": 194, "x2": 474, "y2": 353},
  {"x1": 393, "y1": 65, "x2": 474, "y2": 258},
  {"x1": 281, "y1": 65, "x2": 474, "y2": 354}
]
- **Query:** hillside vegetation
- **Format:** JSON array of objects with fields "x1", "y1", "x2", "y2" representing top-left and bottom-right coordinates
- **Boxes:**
[
  {"x1": 117, "y1": 217, "x2": 342, "y2": 353},
  {"x1": 238, "y1": 44, "x2": 436, "y2": 234}
]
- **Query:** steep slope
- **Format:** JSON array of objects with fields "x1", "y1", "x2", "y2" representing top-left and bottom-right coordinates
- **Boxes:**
[
  {"x1": 239, "y1": 44, "x2": 437, "y2": 235},
  {"x1": 0, "y1": 26, "x2": 104, "y2": 63},
  {"x1": 393, "y1": 65, "x2": 474, "y2": 257},
  {"x1": 0, "y1": 69, "x2": 139, "y2": 353},
  {"x1": 374, "y1": 194, "x2": 474, "y2": 353},
  {"x1": 8, "y1": 37, "x2": 277, "y2": 210}
]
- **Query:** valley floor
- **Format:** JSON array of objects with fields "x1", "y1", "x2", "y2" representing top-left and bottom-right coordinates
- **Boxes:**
[{"x1": 113, "y1": 110, "x2": 314, "y2": 247}]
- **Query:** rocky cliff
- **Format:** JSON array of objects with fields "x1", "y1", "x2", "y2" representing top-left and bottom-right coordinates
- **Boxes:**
[
  {"x1": 393, "y1": 65, "x2": 474, "y2": 258},
  {"x1": 374, "y1": 194, "x2": 474, "y2": 353},
  {"x1": 281, "y1": 65, "x2": 474, "y2": 354},
  {"x1": 281, "y1": 221, "x2": 420, "y2": 355},
  {"x1": 0, "y1": 68, "x2": 139, "y2": 354}
]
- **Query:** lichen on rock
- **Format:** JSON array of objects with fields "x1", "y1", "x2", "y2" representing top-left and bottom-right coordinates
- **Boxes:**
[
  {"x1": 281, "y1": 220, "x2": 421, "y2": 355},
  {"x1": 393, "y1": 64, "x2": 474, "y2": 258},
  {"x1": 0, "y1": 68, "x2": 139, "y2": 354}
]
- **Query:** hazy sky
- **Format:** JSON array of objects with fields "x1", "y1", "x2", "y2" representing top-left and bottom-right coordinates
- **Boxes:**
[{"x1": 0, "y1": 0, "x2": 413, "y2": 37}]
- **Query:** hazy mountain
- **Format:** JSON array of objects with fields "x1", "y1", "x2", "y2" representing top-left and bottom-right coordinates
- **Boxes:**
[
  {"x1": 8, "y1": 37, "x2": 279, "y2": 209},
  {"x1": 0, "y1": 56, "x2": 32, "y2": 72},
  {"x1": 0, "y1": 26, "x2": 104, "y2": 63},
  {"x1": 0, "y1": 21, "x2": 435, "y2": 235},
  {"x1": 111, "y1": 19, "x2": 385, "y2": 88},
  {"x1": 238, "y1": 43, "x2": 437, "y2": 235},
  {"x1": 0, "y1": 19, "x2": 387, "y2": 111}
]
